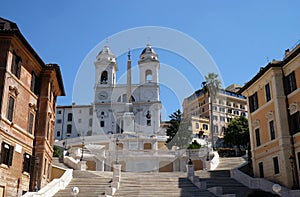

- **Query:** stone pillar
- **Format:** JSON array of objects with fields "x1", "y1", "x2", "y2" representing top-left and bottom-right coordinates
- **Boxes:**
[
  {"x1": 186, "y1": 164, "x2": 195, "y2": 178},
  {"x1": 113, "y1": 164, "x2": 121, "y2": 182},
  {"x1": 80, "y1": 161, "x2": 86, "y2": 171}
]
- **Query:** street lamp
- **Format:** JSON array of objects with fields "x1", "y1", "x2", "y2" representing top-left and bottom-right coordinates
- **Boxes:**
[
  {"x1": 115, "y1": 136, "x2": 119, "y2": 164},
  {"x1": 80, "y1": 137, "x2": 84, "y2": 161},
  {"x1": 272, "y1": 184, "x2": 281, "y2": 196},
  {"x1": 289, "y1": 155, "x2": 297, "y2": 189},
  {"x1": 34, "y1": 157, "x2": 40, "y2": 192},
  {"x1": 70, "y1": 186, "x2": 79, "y2": 197},
  {"x1": 187, "y1": 147, "x2": 192, "y2": 165}
]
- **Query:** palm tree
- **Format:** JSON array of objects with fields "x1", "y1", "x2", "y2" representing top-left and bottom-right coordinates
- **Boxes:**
[{"x1": 202, "y1": 73, "x2": 221, "y2": 150}]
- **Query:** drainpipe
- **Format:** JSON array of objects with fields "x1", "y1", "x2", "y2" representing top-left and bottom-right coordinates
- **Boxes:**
[{"x1": 281, "y1": 67, "x2": 299, "y2": 189}]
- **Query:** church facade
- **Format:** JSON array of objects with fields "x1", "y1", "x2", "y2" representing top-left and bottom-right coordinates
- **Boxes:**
[{"x1": 92, "y1": 44, "x2": 162, "y2": 136}]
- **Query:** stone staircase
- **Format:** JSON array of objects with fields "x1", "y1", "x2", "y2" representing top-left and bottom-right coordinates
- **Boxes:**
[
  {"x1": 53, "y1": 170, "x2": 112, "y2": 197},
  {"x1": 196, "y1": 170, "x2": 257, "y2": 197},
  {"x1": 114, "y1": 172, "x2": 216, "y2": 197}
]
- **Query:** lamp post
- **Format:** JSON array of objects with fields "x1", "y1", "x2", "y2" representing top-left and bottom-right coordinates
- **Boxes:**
[
  {"x1": 115, "y1": 136, "x2": 119, "y2": 164},
  {"x1": 289, "y1": 155, "x2": 297, "y2": 189},
  {"x1": 34, "y1": 157, "x2": 40, "y2": 192},
  {"x1": 272, "y1": 184, "x2": 281, "y2": 196},
  {"x1": 80, "y1": 137, "x2": 84, "y2": 161},
  {"x1": 187, "y1": 147, "x2": 192, "y2": 165},
  {"x1": 70, "y1": 186, "x2": 79, "y2": 197}
]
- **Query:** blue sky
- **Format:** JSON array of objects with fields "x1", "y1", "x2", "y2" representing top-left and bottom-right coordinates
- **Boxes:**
[{"x1": 2, "y1": 1, "x2": 300, "y2": 120}]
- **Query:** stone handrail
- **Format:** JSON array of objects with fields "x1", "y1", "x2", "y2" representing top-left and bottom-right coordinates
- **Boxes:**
[
  {"x1": 63, "y1": 151, "x2": 86, "y2": 170},
  {"x1": 231, "y1": 167, "x2": 300, "y2": 196},
  {"x1": 22, "y1": 167, "x2": 73, "y2": 197},
  {"x1": 209, "y1": 151, "x2": 219, "y2": 170}
]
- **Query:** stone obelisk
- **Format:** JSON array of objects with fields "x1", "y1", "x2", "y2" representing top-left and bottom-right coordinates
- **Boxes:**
[{"x1": 123, "y1": 50, "x2": 134, "y2": 133}]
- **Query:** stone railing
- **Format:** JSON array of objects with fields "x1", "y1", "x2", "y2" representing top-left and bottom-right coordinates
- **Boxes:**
[
  {"x1": 231, "y1": 167, "x2": 300, "y2": 196},
  {"x1": 63, "y1": 154, "x2": 86, "y2": 170},
  {"x1": 22, "y1": 167, "x2": 73, "y2": 197},
  {"x1": 209, "y1": 151, "x2": 219, "y2": 170}
]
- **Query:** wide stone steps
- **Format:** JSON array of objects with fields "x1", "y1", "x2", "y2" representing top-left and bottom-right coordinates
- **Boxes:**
[
  {"x1": 114, "y1": 172, "x2": 216, "y2": 197},
  {"x1": 196, "y1": 169, "x2": 258, "y2": 197},
  {"x1": 54, "y1": 171, "x2": 112, "y2": 197}
]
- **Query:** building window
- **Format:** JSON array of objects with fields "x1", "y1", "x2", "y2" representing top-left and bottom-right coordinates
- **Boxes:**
[
  {"x1": 255, "y1": 128, "x2": 261, "y2": 147},
  {"x1": 89, "y1": 118, "x2": 92, "y2": 127},
  {"x1": 30, "y1": 72, "x2": 39, "y2": 95},
  {"x1": 258, "y1": 162, "x2": 264, "y2": 178},
  {"x1": 58, "y1": 110, "x2": 62, "y2": 114},
  {"x1": 273, "y1": 157, "x2": 280, "y2": 174},
  {"x1": 28, "y1": 112, "x2": 34, "y2": 134},
  {"x1": 67, "y1": 124, "x2": 72, "y2": 134},
  {"x1": 249, "y1": 92, "x2": 258, "y2": 113},
  {"x1": 269, "y1": 120, "x2": 275, "y2": 140},
  {"x1": 11, "y1": 53, "x2": 21, "y2": 78},
  {"x1": 89, "y1": 108, "x2": 93, "y2": 115},
  {"x1": 203, "y1": 124, "x2": 208, "y2": 130},
  {"x1": 57, "y1": 131, "x2": 61, "y2": 137},
  {"x1": 43, "y1": 159, "x2": 47, "y2": 175},
  {"x1": 213, "y1": 125, "x2": 218, "y2": 134},
  {"x1": 100, "y1": 121, "x2": 105, "y2": 127},
  {"x1": 220, "y1": 116, "x2": 225, "y2": 122},
  {"x1": 23, "y1": 153, "x2": 33, "y2": 173},
  {"x1": 47, "y1": 163, "x2": 51, "y2": 179},
  {"x1": 146, "y1": 111, "x2": 151, "y2": 126},
  {"x1": 57, "y1": 119, "x2": 62, "y2": 124},
  {"x1": 234, "y1": 110, "x2": 239, "y2": 115},
  {"x1": 219, "y1": 107, "x2": 225, "y2": 112},
  {"x1": 265, "y1": 83, "x2": 271, "y2": 102},
  {"x1": 213, "y1": 116, "x2": 218, "y2": 121},
  {"x1": 1, "y1": 142, "x2": 14, "y2": 166},
  {"x1": 227, "y1": 118, "x2": 232, "y2": 122},
  {"x1": 297, "y1": 152, "x2": 300, "y2": 170},
  {"x1": 100, "y1": 71, "x2": 108, "y2": 84},
  {"x1": 285, "y1": 71, "x2": 297, "y2": 95},
  {"x1": 289, "y1": 111, "x2": 300, "y2": 135},
  {"x1": 227, "y1": 108, "x2": 232, "y2": 114},
  {"x1": 7, "y1": 96, "x2": 15, "y2": 122},
  {"x1": 79, "y1": 109, "x2": 82, "y2": 114},
  {"x1": 213, "y1": 106, "x2": 218, "y2": 111},
  {"x1": 67, "y1": 113, "x2": 72, "y2": 121},
  {"x1": 195, "y1": 123, "x2": 199, "y2": 129},
  {"x1": 78, "y1": 119, "x2": 82, "y2": 123}
]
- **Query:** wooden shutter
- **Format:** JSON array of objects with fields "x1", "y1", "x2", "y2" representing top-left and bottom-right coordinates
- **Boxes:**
[{"x1": 8, "y1": 145, "x2": 14, "y2": 166}]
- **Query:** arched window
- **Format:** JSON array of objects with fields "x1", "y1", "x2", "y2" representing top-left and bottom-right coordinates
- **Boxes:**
[
  {"x1": 146, "y1": 111, "x2": 151, "y2": 126},
  {"x1": 100, "y1": 71, "x2": 108, "y2": 84},
  {"x1": 145, "y1": 69, "x2": 152, "y2": 81},
  {"x1": 57, "y1": 131, "x2": 61, "y2": 137}
]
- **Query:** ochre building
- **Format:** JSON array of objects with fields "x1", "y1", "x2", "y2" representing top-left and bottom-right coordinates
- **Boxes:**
[{"x1": 240, "y1": 43, "x2": 300, "y2": 189}]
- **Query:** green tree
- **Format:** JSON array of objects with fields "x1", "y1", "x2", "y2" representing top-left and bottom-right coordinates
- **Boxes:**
[
  {"x1": 166, "y1": 109, "x2": 182, "y2": 143},
  {"x1": 188, "y1": 140, "x2": 201, "y2": 149},
  {"x1": 224, "y1": 116, "x2": 250, "y2": 155},
  {"x1": 202, "y1": 73, "x2": 222, "y2": 149},
  {"x1": 166, "y1": 110, "x2": 193, "y2": 149}
]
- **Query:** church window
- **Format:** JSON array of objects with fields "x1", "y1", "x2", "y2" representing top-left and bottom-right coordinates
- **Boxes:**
[
  {"x1": 146, "y1": 111, "x2": 151, "y2": 126},
  {"x1": 100, "y1": 121, "x2": 105, "y2": 127},
  {"x1": 100, "y1": 71, "x2": 108, "y2": 84},
  {"x1": 145, "y1": 69, "x2": 152, "y2": 81}
]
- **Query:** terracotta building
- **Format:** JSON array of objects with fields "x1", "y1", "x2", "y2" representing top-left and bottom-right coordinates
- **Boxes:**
[
  {"x1": 0, "y1": 17, "x2": 65, "y2": 196},
  {"x1": 239, "y1": 43, "x2": 300, "y2": 189}
]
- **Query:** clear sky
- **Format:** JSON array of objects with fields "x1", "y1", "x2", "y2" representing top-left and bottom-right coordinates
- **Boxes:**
[{"x1": 2, "y1": 0, "x2": 300, "y2": 120}]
